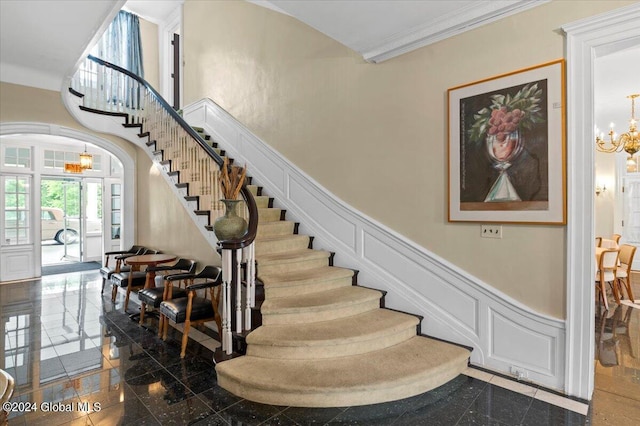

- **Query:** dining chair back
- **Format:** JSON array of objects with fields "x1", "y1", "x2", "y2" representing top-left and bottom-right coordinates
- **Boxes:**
[
  {"x1": 159, "y1": 265, "x2": 223, "y2": 358},
  {"x1": 596, "y1": 248, "x2": 620, "y2": 310},
  {"x1": 138, "y1": 259, "x2": 198, "y2": 325},
  {"x1": 612, "y1": 233, "x2": 622, "y2": 244},
  {"x1": 616, "y1": 244, "x2": 636, "y2": 302},
  {"x1": 596, "y1": 237, "x2": 602, "y2": 247}
]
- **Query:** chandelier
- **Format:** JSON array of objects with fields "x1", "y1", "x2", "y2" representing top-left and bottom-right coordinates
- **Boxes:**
[
  {"x1": 596, "y1": 94, "x2": 640, "y2": 160},
  {"x1": 79, "y1": 144, "x2": 93, "y2": 170}
]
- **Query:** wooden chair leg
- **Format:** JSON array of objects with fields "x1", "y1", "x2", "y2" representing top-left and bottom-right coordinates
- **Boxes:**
[
  {"x1": 125, "y1": 266, "x2": 139, "y2": 311},
  {"x1": 621, "y1": 277, "x2": 635, "y2": 302},
  {"x1": 610, "y1": 280, "x2": 621, "y2": 304},
  {"x1": 111, "y1": 282, "x2": 117, "y2": 302},
  {"x1": 158, "y1": 314, "x2": 164, "y2": 337},
  {"x1": 180, "y1": 292, "x2": 195, "y2": 358},
  {"x1": 162, "y1": 315, "x2": 169, "y2": 340},
  {"x1": 599, "y1": 281, "x2": 609, "y2": 310},
  {"x1": 211, "y1": 286, "x2": 222, "y2": 334},
  {"x1": 181, "y1": 320, "x2": 191, "y2": 358},
  {"x1": 101, "y1": 278, "x2": 106, "y2": 294},
  {"x1": 139, "y1": 302, "x2": 146, "y2": 324}
]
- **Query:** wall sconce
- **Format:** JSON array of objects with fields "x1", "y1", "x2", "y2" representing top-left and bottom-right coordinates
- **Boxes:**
[{"x1": 595, "y1": 183, "x2": 607, "y2": 196}]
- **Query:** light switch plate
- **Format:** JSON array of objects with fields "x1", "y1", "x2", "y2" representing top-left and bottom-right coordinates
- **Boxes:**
[{"x1": 481, "y1": 225, "x2": 502, "y2": 239}]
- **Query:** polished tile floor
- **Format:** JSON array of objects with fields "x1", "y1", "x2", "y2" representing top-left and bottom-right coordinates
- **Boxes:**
[
  {"x1": 591, "y1": 278, "x2": 640, "y2": 426},
  {"x1": 0, "y1": 269, "x2": 632, "y2": 425}
]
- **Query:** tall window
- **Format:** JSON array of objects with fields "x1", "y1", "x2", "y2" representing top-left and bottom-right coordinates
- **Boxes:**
[
  {"x1": 91, "y1": 10, "x2": 144, "y2": 109},
  {"x1": 3, "y1": 175, "x2": 31, "y2": 245},
  {"x1": 92, "y1": 10, "x2": 144, "y2": 78}
]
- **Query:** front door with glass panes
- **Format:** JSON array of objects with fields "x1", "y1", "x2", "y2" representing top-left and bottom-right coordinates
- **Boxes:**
[{"x1": 41, "y1": 178, "x2": 82, "y2": 263}]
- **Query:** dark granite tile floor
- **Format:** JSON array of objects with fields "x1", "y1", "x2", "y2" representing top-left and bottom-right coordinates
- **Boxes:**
[{"x1": 1, "y1": 270, "x2": 592, "y2": 425}]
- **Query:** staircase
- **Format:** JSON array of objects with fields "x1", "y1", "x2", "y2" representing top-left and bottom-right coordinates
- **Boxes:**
[{"x1": 68, "y1": 55, "x2": 471, "y2": 408}]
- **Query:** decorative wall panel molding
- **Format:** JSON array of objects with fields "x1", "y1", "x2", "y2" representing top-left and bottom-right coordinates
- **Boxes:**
[{"x1": 183, "y1": 98, "x2": 567, "y2": 391}]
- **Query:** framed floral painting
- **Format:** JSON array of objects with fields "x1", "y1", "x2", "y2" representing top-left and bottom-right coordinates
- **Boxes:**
[{"x1": 448, "y1": 59, "x2": 566, "y2": 224}]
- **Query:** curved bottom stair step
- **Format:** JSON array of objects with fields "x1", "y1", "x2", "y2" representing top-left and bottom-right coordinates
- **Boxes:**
[
  {"x1": 216, "y1": 335, "x2": 471, "y2": 408},
  {"x1": 247, "y1": 308, "x2": 420, "y2": 359}
]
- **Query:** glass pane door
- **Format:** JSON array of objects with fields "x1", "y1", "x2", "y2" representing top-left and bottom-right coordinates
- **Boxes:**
[{"x1": 41, "y1": 178, "x2": 82, "y2": 264}]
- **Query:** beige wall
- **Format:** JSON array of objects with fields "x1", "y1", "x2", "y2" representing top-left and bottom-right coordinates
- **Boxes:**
[
  {"x1": 182, "y1": 0, "x2": 635, "y2": 318},
  {"x1": 0, "y1": 82, "x2": 217, "y2": 268},
  {"x1": 139, "y1": 17, "x2": 159, "y2": 89},
  {"x1": 135, "y1": 150, "x2": 220, "y2": 266},
  {"x1": 595, "y1": 151, "x2": 617, "y2": 238},
  {"x1": 0, "y1": 82, "x2": 135, "y2": 157}
]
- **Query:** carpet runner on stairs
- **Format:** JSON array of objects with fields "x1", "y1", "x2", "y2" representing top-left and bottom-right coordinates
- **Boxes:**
[{"x1": 215, "y1": 182, "x2": 471, "y2": 407}]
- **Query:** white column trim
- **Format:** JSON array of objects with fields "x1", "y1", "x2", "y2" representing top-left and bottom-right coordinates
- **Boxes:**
[{"x1": 562, "y1": 2, "x2": 640, "y2": 400}]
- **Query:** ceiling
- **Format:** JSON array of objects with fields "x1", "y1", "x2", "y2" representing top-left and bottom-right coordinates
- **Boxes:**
[
  {"x1": 0, "y1": 0, "x2": 124, "y2": 92},
  {"x1": 0, "y1": 0, "x2": 637, "y2": 127}
]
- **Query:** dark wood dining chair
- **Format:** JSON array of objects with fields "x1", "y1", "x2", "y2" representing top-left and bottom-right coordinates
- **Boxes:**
[
  {"x1": 137, "y1": 258, "x2": 198, "y2": 325},
  {"x1": 99, "y1": 245, "x2": 145, "y2": 293},
  {"x1": 159, "y1": 265, "x2": 223, "y2": 358}
]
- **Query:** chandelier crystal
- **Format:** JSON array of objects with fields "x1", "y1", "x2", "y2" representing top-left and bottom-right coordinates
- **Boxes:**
[{"x1": 596, "y1": 94, "x2": 640, "y2": 161}]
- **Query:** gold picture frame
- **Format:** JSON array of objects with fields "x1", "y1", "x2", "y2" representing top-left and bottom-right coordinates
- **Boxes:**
[{"x1": 448, "y1": 59, "x2": 566, "y2": 224}]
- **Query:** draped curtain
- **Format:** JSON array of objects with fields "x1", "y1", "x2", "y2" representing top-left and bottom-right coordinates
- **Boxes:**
[
  {"x1": 93, "y1": 10, "x2": 144, "y2": 77},
  {"x1": 91, "y1": 10, "x2": 144, "y2": 108}
]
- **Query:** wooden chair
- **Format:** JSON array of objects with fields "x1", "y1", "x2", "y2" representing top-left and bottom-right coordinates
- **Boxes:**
[
  {"x1": 595, "y1": 237, "x2": 602, "y2": 247},
  {"x1": 110, "y1": 249, "x2": 159, "y2": 309},
  {"x1": 616, "y1": 244, "x2": 636, "y2": 302},
  {"x1": 596, "y1": 248, "x2": 620, "y2": 310},
  {"x1": 612, "y1": 233, "x2": 622, "y2": 244},
  {"x1": 159, "y1": 265, "x2": 222, "y2": 358},
  {"x1": 99, "y1": 245, "x2": 145, "y2": 293},
  {"x1": 137, "y1": 259, "x2": 198, "y2": 325}
]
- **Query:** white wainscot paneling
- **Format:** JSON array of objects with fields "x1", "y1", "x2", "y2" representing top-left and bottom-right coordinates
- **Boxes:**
[
  {"x1": 182, "y1": 98, "x2": 567, "y2": 393},
  {"x1": 491, "y1": 309, "x2": 556, "y2": 375},
  {"x1": 362, "y1": 230, "x2": 478, "y2": 335},
  {"x1": 288, "y1": 178, "x2": 356, "y2": 252},
  {"x1": 1, "y1": 247, "x2": 35, "y2": 282}
]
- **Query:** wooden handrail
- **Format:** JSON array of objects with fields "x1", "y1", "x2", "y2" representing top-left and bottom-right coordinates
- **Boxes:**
[{"x1": 85, "y1": 55, "x2": 258, "y2": 250}]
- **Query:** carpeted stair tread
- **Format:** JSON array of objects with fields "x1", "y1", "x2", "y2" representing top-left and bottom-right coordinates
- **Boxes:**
[
  {"x1": 216, "y1": 336, "x2": 471, "y2": 407},
  {"x1": 255, "y1": 234, "x2": 310, "y2": 255},
  {"x1": 260, "y1": 266, "x2": 353, "y2": 287},
  {"x1": 256, "y1": 220, "x2": 296, "y2": 238},
  {"x1": 262, "y1": 286, "x2": 381, "y2": 313},
  {"x1": 258, "y1": 208, "x2": 283, "y2": 222},
  {"x1": 257, "y1": 249, "x2": 331, "y2": 265},
  {"x1": 247, "y1": 309, "x2": 420, "y2": 359},
  {"x1": 254, "y1": 195, "x2": 271, "y2": 208},
  {"x1": 260, "y1": 266, "x2": 354, "y2": 298}
]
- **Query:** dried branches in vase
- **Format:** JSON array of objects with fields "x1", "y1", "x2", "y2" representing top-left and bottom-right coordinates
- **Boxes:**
[
  {"x1": 219, "y1": 157, "x2": 247, "y2": 200},
  {"x1": 214, "y1": 157, "x2": 249, "y2": 240}
]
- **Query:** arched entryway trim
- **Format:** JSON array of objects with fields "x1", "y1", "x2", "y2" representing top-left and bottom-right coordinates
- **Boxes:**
[{"x1": 0, "y1": 122, "x2": 135, "y2": 251}]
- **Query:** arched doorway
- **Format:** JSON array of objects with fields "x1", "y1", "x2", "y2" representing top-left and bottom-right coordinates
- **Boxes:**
[{"x1": 0, "y1": 123, "x2": 135, "y2": 281}]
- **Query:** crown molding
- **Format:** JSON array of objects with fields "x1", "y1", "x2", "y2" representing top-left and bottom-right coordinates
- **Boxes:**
[{"x1": 362, "y1": 0, "x2": 549, "y2": 63}]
